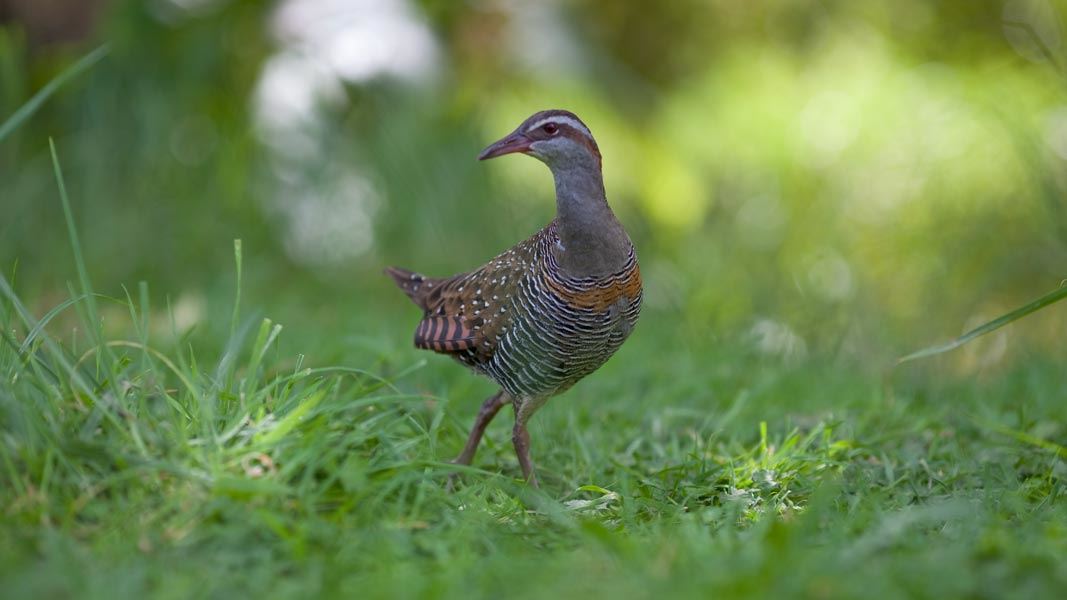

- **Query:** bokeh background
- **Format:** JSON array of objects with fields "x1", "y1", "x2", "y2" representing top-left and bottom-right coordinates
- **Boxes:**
[{"x1": 2, "y1": 0, "x2": 1066, "y2": 373}]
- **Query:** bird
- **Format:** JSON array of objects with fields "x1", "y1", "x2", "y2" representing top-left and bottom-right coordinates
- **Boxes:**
[{"x1": 385, "y1": 109, "x2": 642, "y2": 488}]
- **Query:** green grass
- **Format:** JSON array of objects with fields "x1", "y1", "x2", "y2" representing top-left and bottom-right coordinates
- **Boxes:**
[
  {"x1": 3, "y1": 292, "x2": 1067, "y2": 600},
  {"x1": 2, "y1": 188, "x2": 1066, "y2": 597}
]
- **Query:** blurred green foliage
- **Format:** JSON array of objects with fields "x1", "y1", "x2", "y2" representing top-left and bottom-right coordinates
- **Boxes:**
[
  {"x1": 2, "y1": 4, "x2": 1067, "y2": 598},
  {"x1": 2, "y1": 0, "x2": 1066, "y2": 369}
]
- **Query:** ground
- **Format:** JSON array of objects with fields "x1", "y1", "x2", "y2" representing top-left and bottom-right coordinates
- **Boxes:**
[{"x1": 2, "y1": 272, "x2": 1065, "y2": 598}]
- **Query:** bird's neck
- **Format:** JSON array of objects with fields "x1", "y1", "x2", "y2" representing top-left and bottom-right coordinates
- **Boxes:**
[{"x1": 551, "y1": 161, "x2": 632, "y2": 277}]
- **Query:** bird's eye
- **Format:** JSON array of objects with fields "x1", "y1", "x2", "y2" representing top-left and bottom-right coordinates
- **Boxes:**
[{"x1": 542, "y1": 123, "x2": 559, "y2": 135}]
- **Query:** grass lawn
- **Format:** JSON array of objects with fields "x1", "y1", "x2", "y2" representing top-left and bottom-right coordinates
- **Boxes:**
[{"x1": 2, "y1": 234, "x2": 1065, "y2": 598}]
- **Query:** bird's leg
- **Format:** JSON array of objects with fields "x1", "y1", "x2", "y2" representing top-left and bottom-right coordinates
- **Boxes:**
[
  {"x1": 452, "y1": 390, "x2": 509, "y2": 467},
  {"x1": 511, "y1": 419, "x2": 539, "y2": 488}
]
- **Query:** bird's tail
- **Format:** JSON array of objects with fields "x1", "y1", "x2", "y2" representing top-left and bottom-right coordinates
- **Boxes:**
[{"x1": 384, "y1": 266, "x2": 430, "y2": 308}]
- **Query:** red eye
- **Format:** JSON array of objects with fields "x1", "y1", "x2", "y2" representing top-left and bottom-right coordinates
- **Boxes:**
[{"x1": 542, "y1": 123, "x2": 558, "y2": 135}]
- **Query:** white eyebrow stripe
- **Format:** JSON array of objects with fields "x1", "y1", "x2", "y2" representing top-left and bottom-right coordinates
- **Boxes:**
[{"x1": 526, "y1": 115, "x2": 592, "y2": 138}]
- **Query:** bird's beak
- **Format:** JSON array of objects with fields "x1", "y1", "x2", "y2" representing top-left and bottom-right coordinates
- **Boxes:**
[{"x1": 478, "y1": 131, "x2": 532, "y2": 160}]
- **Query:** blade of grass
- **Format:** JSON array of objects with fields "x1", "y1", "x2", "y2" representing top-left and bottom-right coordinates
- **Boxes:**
[
  {"x1": 1, "y1": 259, "x2": 17, "y2": 322},
  {"x1": 18, "y1": 293, "x2": 88, "y2": 354},
  {"x1": 243, "y1": 318, "x2": 283, "y2": 400},
  {"x1": 50, "y1": 139, "x2": 104, "y2": 349},
  {"x1": 897, "y1": 282, "x2": 1067, "y2": 364},
  {"x1": 121, "y1": 283, "x2": 152, "y2": 376},
  {"x1": 231, "y1": 239, "x2": 242, "y2": 340},
  {"x1": 0, "y1": 44, "x2": 109, "y2": 143},
  {"x1": 974, "y1": 417, "x2": 1067, "y2": 459},
  {"x1": 255, "y1": 387, "x2": 327, "y2": 447}
]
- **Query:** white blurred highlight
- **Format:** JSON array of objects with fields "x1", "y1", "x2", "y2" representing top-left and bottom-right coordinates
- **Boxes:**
[
  {"x1": 252, "y1": 0, "x2": 440, "y2": 265},
  {"x1": 749, "y1": 319, "x2": 808, "y2": 362}
]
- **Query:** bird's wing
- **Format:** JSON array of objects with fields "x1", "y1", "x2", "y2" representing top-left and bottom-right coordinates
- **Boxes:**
[
  {"x1": 412, "y1": 263, "x2": 523, "y2": 357},
  {"x1": 390, "y1": 225, "x2": 551, "y2": 358}
]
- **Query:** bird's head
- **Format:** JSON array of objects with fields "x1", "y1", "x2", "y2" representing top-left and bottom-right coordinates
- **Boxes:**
[{"x1": 478, "y1": 109, "x2": 602, "y2": 170}]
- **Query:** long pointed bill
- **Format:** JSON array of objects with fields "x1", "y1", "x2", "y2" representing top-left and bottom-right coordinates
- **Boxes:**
[{"x1": 478, "y1": 131, "x2": 532, "y2": 160}]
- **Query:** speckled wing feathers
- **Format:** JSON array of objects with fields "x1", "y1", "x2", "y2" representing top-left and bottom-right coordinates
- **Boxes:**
[{"x1": 385, "y1": 238, "x2": 532, "y2": 360}]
